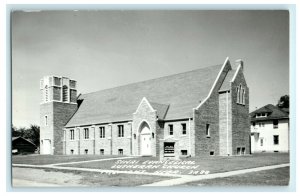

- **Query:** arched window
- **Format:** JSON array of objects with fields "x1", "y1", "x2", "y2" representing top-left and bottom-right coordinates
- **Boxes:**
[
  {"x1": 62, "y1": 85, "x2": 68, "y2": 102},
  {"x1": 242, "y1": 88, "x2": 246, "y2": 105},
  {"x1": 237, "y1": 84, "x2": 246, "y2": 105}
]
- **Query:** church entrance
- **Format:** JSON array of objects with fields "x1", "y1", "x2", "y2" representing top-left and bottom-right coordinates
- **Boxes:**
[{"x1": 140, "y1": 122, "x2": 152, "y2": 156}]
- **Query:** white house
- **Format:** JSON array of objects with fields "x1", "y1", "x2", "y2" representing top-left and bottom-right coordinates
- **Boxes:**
[{"x1": 250, "y1": 104, "x2": 289, "y2": 153}]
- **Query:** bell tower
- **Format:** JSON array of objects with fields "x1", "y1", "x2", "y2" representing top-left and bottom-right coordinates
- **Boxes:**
[{"x1": 40, "y1": 76, "x2": 78, "y2": 155}]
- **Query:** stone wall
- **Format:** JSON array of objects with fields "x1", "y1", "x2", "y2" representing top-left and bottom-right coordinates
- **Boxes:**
[
  {"x1": 219, "y1": 91, "x2": 233, "y2": 155},
  {"x1": 52, "y1": 102, "x2": 78, "y2": 154},
  {"x1": 194, "y1": 61, "x2": 231, "y2": 156},
  {"x1": 163, "y1": 119, "x2": 194, "y2": 157},
  {"x1": 231, "y1": 68, "x2": 250, "y2": 155}
]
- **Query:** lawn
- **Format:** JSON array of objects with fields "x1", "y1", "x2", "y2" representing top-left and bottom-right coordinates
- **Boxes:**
[
  {"x1": 59, "y1": 153, "x2": 289, "y2": 175},
  {"x1": 13, "y1": 167, "x2": 175, "y2": 187},
  {"x1": 12, "y1": 153, "x2": 290, "y2": 186},
  {"x1": 184, "y1": 167, "x2": 290, "y2": 186}
]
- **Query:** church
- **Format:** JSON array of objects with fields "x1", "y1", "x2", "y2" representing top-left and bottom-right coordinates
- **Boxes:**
[{"x1": 39, "y1": 57, "x2": 250, "y2": 158}]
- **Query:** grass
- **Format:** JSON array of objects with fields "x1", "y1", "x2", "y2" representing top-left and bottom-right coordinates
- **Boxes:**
[
  {"x1": 58, "y1": 153, "x2": 289, "y2": 175},
  {"x1": 184, "y1": 167, "x2": 290, "y2": 186},
  {"x1": 41, "y1": 168, "x2": 175, "y2": 186},
  {"x1": 12, "y1": 153, "x2": 290, "y2": 186}
]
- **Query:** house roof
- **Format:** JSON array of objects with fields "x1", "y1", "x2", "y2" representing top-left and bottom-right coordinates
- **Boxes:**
[
  {"x1": 12, "y1": 136, "x2": 37, "y2": 147},
  {"x1": 65, "y1": 64, "x2": 223, "y2": 127},
  {"x1": 250, "y1": 104, "x2": 289, "y2": 122}
]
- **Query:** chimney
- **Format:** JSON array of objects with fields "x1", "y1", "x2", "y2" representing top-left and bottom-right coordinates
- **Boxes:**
[{"x1": 235, "y1": 59, "x2": 244, "y2": 71}]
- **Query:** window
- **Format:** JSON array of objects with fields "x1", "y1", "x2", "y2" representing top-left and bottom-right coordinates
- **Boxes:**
[
  {"x1": 252, "y1": 122, "x2": 256, "y2": 126},
  {"x1": 152, "y1": 132, "x2": 155, "y2": 139},
  {"x1": 237, "y1": 84, "x2": 246, "y2": 105},
  {"x1": 99, "y1": 127, "x2": 105, "y2": 138},
  {"x1": 169, "y1": 124, "x2": 173, "y2": 135},
  {"x1": 210, "y1": 151, "x2": 214, "y2": 156},
  {"x1": 164, "y1": 142, "x2": 175, "y2": 154},
  {"x1": 133, "y1": 134, "x2": 136, "y2": 139},
  {"x1": 237, "y1": 147, "x2": 241, "y2": 155},
  {"x1": 206, "y1": 124, "x2": 210, "y2": 137},
  {"x1": 181, "y1": 150, "x2": 188, "y2": 155},
  {"x1": 118, "y1": 149, "x2": 123, "y2": 155},
  {"x1": 273, "y1": 135, "x2": 279, "y2": 145},
  {"x1": 70, "y1": 149, "x2": 74, "y2": 155},
  {"x1": 84, "y1": 149, "x2": 88, "y2": 154},
  {"x1": 260, "y1": 138, "x2": 263, "y2": 146},
  {"x1": 62, "y1": 85, "x2": 68, "y2": 102},
  {"x1": 237, "y1": 86, "x2": 240, "y2": 103},
  {"x1": 70, "y1": 129, "x2": 75, "y2": 140},
  {"x1": 118, "y1": 125, "x2": 124, "y2": 137},
  {"x1": 241, "y1": 147, "x2": 246, "y2": 155},
  {"x1": 242, "y1": 89, "x2": 246, "y2": 104},
  {"x1": 100, "y1": 149, "x2": 104, "y2": 155},
  {"x1": 45, "y1": 115, "x2": 48, "y2": 126},
  {"x1": 273, "y1": 120, "x2": 279, "y2": 129},
  {"x1": 84, "y1": 128, "x2": 89, "y2": 139},
  {"x1": 182, "y1": 123, "x2": 186, "y2": 135}
]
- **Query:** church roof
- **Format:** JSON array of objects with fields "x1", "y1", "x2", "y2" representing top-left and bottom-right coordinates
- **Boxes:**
[
  {"x1": 65, "y1": 64, "x2": 224, "y2": 127},
  {"x1": 250, "y1": 104, "x2": 289, "y2": 122},
  {"x1": 219, "y1": 69, "x2": 236, "y2": 92}
]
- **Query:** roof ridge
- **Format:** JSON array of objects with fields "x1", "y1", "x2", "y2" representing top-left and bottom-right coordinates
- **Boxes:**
[{"x1": 80, "y1": 64, "x2": 223, "y2": 97}]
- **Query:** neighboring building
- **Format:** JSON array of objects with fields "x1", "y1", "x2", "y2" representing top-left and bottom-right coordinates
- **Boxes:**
[
  {"x1": 250, "y1": 104, "x2": 289, "y2": 153},
  {"x1": 12, "y1": 137, "x2": 37, "y2": 154},
  {"x1": 40, "y1": 57, "x2": 250, "y2": 158}
]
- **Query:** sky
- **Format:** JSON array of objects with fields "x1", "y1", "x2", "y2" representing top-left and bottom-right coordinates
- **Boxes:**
[{"x1": 12, "y1": 10, "x2": 289, "y2": 128}]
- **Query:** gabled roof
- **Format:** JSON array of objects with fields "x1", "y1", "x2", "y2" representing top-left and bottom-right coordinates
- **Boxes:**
[
  {"x1": 65, "y1": 64, "x2": 224, "y2": 127},
  {"x1": 250, "y1": 104, "x2": 289, "y2": 122},
  {"x1": 149, "y1": 102, "x2": 170, "y2": 120},
  {"x1": 12, "y1": 136, "x2": 37, "y2": 147}
]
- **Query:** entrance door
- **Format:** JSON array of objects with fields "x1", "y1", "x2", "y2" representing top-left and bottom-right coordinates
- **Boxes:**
[
  {"x1": 140, "y1": 123, "x2": 152, "y2": 156},
  {"x1": 43, "y1": 139, "x2": 51, "y2": 154}
]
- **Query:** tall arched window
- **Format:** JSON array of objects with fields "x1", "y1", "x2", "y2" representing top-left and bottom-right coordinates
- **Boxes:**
[
  {"x1": 242, "y1": 88, "x2": 246, "y2": 105},
  {"x1": 62, "y1": 85, "x2": 68, "y2": 102},
  {"x1": 237, "y1": 86, "x2": 240, "y2": 103},
  {"x1": 237, "y1": 84, "x2": 246, "y2": 105}
]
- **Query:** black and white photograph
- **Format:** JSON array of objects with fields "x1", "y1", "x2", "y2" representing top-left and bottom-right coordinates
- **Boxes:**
[{"x1": 10, "y1": 8, "x2": 292, "y2": 189}]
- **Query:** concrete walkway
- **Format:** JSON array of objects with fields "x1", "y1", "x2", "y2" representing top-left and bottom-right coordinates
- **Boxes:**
[{"x1": 141, "y1": 163, "x2": 290, "y2": 186}]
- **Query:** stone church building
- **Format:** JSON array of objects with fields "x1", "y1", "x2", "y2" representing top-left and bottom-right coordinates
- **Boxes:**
[{"x1": 40, "y1": 57, "x2": 250, "y2": 158}]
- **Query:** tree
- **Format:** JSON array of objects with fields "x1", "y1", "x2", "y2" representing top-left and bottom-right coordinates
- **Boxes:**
[
  {"x1": 27, "y1": 124, "x2": 40, "y2": 147},
  {"x1": 277, "y1": 95, "x2": 289, "y2": 108},
  {"x1": 12, "y1": 124, "x2": 40, "y2": 147}
]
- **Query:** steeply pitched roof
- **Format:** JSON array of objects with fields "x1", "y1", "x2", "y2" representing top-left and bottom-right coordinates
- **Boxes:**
[
  {"x1": 219, "y1": 69, "x2": 236, "y2": 92},
  {"x1": 250, "y1": 104, "x2": 289, "y2": 122},
  {"x1": 65, "y1": 64, "x2": 223, "y2": 127},
  {"x1": 149, "y1": 102, "x2": 170, "y2": 120}
]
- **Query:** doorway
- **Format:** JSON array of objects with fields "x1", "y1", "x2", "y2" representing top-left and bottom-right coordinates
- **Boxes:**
[{"x1": 140, "y1": 122, "x2": 152, "y2": 156}]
